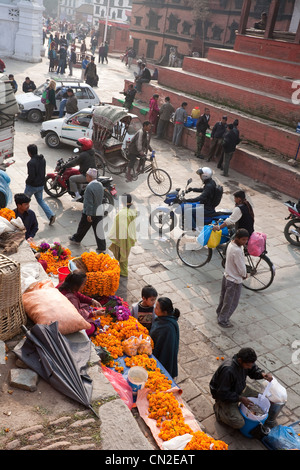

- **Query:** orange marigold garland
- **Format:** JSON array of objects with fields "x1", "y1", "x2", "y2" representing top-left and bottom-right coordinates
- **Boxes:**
[
  {"x1": 80, "y1": 252, "x2": 120, "y2": 297},
  {"x1": 0, "y1": 208, "x2": 16, "y2": 221}
]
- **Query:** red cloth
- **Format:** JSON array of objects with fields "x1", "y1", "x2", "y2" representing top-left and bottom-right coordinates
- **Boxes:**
[{"x1": 148, "y1": 97, "x2": 159, "y2": 133}]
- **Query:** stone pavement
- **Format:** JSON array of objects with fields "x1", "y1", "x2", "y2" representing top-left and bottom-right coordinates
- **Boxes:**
[{"x1": 0, "y1": 53, "x2": 299, "y2": 451}]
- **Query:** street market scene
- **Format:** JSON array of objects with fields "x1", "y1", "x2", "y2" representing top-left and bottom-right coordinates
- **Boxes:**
[{"x1": 0, "y1": 0, "x2": 300, "y2": 455}]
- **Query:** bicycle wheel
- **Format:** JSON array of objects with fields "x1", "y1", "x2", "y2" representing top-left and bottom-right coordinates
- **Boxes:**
[
  {"x1": 284, "y1": 218, "x2": 300, "y2": 246},
  {"x1": 176, "y1": 230, "x2": 212, "y2": 268},
  {"x1": 149, "y1": 209, "x2": 176, "y2": 234},
  {"x1": 94, "y1": 152, "x2": 106, "y2": 176},
  {"x1": 147, "y1": 168, "x2": 172, "y2": 196},
  {"x1": 242, "y1": 254, "x2": 275, "y2": 291}
]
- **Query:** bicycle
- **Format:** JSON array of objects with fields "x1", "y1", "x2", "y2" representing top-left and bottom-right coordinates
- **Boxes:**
[
  {"x1": 97, "y1": 149, "x2": 172, "y2": 197},
  {"x1": 176, "y1": 227, "x2": 275, "y2": 292}
]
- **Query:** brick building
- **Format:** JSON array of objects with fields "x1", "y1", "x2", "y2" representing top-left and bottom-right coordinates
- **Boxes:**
[{"x1": 129, "y1": 0, "x2": 295, "y2": 62}]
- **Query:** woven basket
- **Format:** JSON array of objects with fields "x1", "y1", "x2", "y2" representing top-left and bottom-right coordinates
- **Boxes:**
[{"x1": 0, "y1": 254, "x2": 27, "y2": 341}]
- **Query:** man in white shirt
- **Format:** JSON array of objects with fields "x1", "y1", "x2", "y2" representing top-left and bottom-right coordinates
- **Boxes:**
[{"x1": 216, "y1": 228, "x2": 249, "y2": 328}]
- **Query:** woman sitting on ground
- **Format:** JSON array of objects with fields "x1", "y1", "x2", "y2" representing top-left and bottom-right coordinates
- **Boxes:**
[{"x1": 57, "y1": 270, "x2": 103, "y2": 336}]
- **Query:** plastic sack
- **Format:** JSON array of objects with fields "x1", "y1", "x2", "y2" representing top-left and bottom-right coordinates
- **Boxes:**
[
  {"x1": 197, "y1": 225, "x2": 212, "y2": 247},
  {"x1": 22, "y1": 279, "x2": 91, "y2": 335},
  {"x1": 220, "y1": 226, "x2": 229, "y2": 244},
  {"x1": 207, "y1": 229, "x2": 222, "y2": 249},
  {"x1": 262, "y1": 377, "x2": 287, "y2": 404},
  {"x1": 101, "y1": 365, "x2": 134, "y2": 410},
  {"x1": 247, "y1": 231, "x2": 267, "y2": 257},
  {"x1": 122, "y1": 336, "x2": 140, "y2": 356},
  {"x1": 162, "y1": 433, "x2": 193, "y2": 450},
  {"x1": 137, "y1": 336, "x2": 152, "y2": 355},
  {"x1": 184, "y1": 116, "x2": 194, "y2": 128},
  {"x1": 240, "y1": 395, "x2": 270, "y2": 422},
  {"x1": 0, "y1": 216, "x2": 15, "y2": 235},
  {"x1": 262, "y1": 425, "x2": 300, "y2": 450}
]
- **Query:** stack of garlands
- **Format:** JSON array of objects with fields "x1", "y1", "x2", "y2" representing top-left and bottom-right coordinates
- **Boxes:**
[
  {"x1": 0, "y1": 207, "x2": 16, "y2": 221},
  {"x1": 30, "y1": 241, "x2": 72, "y2": 275},
  {"x1": 80, "y1": 251, "x2": 120, "y2": 297}
]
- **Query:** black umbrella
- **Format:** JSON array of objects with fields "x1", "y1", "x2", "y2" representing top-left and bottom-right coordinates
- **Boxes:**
[{"x1": 14, "y1": 321, "x2": 98, "y2": 418}]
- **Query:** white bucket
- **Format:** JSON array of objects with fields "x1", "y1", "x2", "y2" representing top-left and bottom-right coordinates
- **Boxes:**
[{"x1": 127, "y1": 366, "x2": 148, "y2": 396}]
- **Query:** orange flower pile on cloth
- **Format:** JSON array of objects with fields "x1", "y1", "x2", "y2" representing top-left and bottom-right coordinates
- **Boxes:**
[
  {"x1": 184, "y1": 430, "x2": 228, "y2": 450},
  {"x1": 80, "y1": 252, "x2": 120, "y2": 297},
  {"x1": 91, "y1": 315, "x2": 153, "y2": 359},
  {"x1": 0, "y1": 208, "x2": 16, "y2": 221}
]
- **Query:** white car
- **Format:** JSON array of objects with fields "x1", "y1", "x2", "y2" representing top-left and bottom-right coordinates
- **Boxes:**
[
  {"x1": 40, "y1": 107, "x2": 142, "y2": 149},
  {"x1": 17, "y1": 79, "x2": 100, "y2": 123}
]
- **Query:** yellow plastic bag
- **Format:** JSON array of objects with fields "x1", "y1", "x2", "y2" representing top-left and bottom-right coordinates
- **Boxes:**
[{"x1": 207, "y1": 229, "x2": 222, "y2": 248}]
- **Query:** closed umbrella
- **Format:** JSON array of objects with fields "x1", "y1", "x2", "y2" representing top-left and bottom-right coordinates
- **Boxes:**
[{"x1": 14, "y1": 321, "x2": 98, "y2": 417}]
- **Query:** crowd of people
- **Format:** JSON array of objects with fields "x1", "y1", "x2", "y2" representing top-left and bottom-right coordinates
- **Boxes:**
[{"x1": 1, "y1": 16, "x2": 285, "y2": 438}]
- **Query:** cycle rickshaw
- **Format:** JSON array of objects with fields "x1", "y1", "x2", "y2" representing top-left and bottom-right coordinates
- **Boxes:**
[{"x1": 92, "y1": 105, "x2": 172, "y2": 196}]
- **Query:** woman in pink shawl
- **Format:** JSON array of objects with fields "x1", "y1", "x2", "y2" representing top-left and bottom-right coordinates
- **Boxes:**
[{"x1": 148, "y1": 94, "x2": 160, "y2": 134}]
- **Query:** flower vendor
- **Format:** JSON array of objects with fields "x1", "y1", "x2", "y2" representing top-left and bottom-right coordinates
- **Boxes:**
[
  {"x1": 13, "y1": 193, "x2": 38, "y2": 240},
  {"x1": 57, "y1": 270, "x2": 103, "y2": 336},
  {"x1": 209, "y1": 347, "x2": 274, "y2": 430},
  {"x1": 150, "y1": 297, "x2": 180, "y2": 379},
  {"x1": 109, "y1": 194, "x2": 137, "y2": 277}
]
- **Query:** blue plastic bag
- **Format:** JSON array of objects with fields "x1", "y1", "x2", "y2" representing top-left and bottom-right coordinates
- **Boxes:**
[
  {"x1": 197, "y1": 225, "x2": 212, "y2": 247},
  {"x1": 220, "y1": 226, "x2": 229, "y2": 244},
  {"x1": 184, "y1": 116, "x2": 194, "y2": 128},
  {"x1": 262, "y1": 425, "x2": 300, "y2": 450}
]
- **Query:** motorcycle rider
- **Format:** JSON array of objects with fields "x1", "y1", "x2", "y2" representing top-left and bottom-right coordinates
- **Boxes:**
[
  {"x1": 183, "y1": 167, "x2": 220, "y2": 229},
  {"x1": 213, "y1": 190, "x2": 254, "y2": 236},
  {"x1": 64, "y1": 138, "x2": 96, "y2": 201}
]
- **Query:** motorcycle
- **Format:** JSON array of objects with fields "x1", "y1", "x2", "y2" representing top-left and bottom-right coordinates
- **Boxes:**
[
  {"x1": 284, "y1": 200, "x2": 300, "y2": 246},
  {"x1": 44, "y1": 154, "x2": 117, "y2": 216},
  {"x1": 149, "y1": 178, "x2": 232, "y2": 234}
]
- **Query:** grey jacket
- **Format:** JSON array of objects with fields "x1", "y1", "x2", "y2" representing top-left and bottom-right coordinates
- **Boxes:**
[{"x1": 83, "y1": 180, "x2": 104, "y2": 217}]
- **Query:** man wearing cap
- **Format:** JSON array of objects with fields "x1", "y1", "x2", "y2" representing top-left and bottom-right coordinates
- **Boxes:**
[
  {"x1": 207, "y1": 116, "x2": 228, "y2": 162},
  {"x1": 69, "y1": 168, "x2": 106, "y2": 253}
]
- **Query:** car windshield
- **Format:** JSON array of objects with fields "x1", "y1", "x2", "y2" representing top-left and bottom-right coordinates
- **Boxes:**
[{"x1": 34, "y1": 83, "x2": 48, "y2": 96}]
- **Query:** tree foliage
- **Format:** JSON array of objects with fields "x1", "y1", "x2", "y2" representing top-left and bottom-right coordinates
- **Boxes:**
[{"x1": 191, "y1": 0, "x2": 210, "y2": 21}]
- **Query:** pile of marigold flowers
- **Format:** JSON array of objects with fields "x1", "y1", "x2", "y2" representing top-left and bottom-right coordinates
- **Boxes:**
[
  {"x1": 0, "y1": 207, "x2": 16, "y2": 221},
  {"x1": 30, "y1": 241, "x2": 72, "y2": 275},
  {"x1": 80, "y1": 251, "x2": 120, "y2": 297},
  {"x1": 184, "y1": 431, "x2": 228, "y2": 450},
  {"x1": 91, "y1": 315, "x2": 152, "y2": 359}
]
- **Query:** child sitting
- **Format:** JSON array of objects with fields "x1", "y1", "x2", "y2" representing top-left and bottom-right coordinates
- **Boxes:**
[
  {"x1": 131, "y1": 284, "x2": 158, "y2": 331},
  {"x1": 13, "y1": 193, "x2": 38, "y2": 240}
]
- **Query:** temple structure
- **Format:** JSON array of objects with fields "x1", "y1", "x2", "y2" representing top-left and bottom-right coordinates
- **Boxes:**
[{"x1": 0, "y1": 0, "x2": 44, "y2": 63}]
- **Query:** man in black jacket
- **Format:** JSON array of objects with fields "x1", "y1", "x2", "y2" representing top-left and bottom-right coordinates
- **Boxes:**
[
  {"x1": 24, "y1": 144, "x2": 56, "y2": 225},
  {"x1": 195, "y1": 107, "x2": 210, "y2": 159},
  {"x1": 184, "y1": 166, "x2": 219, "y2": 229},
  {"x1": 210, "y1": 348, "x2": 273, "y2": 429},
  {"x1": 221, "y1": 123, "x2": 241, "y2": 176},
  {"x1": 207, "y1": 116, "x2": 227, "y2": 162}
]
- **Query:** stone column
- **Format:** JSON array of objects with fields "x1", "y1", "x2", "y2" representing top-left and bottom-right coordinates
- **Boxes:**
[{"x1": 13, "y1": 0, "x2": 43, "y2": 63}]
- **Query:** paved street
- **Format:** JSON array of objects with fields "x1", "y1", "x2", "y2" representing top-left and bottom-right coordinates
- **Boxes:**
[{"x1": 3, "y1": 53, "x2": 300, "y2": 450}]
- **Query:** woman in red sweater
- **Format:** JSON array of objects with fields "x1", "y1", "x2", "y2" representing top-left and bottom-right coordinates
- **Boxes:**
[{"x1": 57, "y1": 270, "x2": 103, "y2": 336}]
